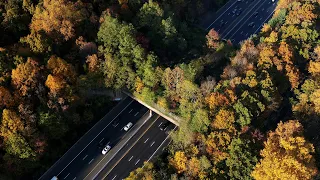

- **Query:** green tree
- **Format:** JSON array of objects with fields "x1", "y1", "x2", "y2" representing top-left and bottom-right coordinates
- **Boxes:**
[{"x1": 226, "y1": 138, "x2": 259, "y2": 180}]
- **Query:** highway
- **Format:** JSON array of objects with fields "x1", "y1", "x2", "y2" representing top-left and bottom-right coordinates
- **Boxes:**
[
  {"x1": 96, "y1": 117, "x2": 176, "y2": 180},
  {"x1": 204, "y1": 0, "x2": 277, "y2": 44},
  {"x1": 40, "y1": 96, "x2": 150, "y2": 180}
]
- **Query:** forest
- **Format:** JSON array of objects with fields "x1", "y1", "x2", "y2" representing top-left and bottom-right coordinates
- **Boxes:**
[{"x1": 0, "y1": 0, "x2": 319, "y2": 179}]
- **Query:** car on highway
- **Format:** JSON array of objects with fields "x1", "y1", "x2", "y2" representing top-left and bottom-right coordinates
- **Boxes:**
[
  {"x1": 112, "y1": 118, "x2": 120, "y2": 127},
  {"x1": 219, "y1": 20, "x2": 226, "y2": 27},
  {"x1": 253, "y1": 11, "x2": 258, "y2": 16},
  {"x1": 102, "y1": 144, "x2": 112, "y2": 155},
  {"x1": 124, "y1": 122, "x2": 133, "y2": 131},
  {"x1": 236, "y1": 9, "x2": 242, "y2": 16},
  {"x1": 248, "y1": 22, "x2": 255, "y2": 27},
  {"x1": 160, "y1": 122, "x2": 170, "y2": 131},
  {"x1": 232, "y1": 9, "x2": 237, "y2": 14}
]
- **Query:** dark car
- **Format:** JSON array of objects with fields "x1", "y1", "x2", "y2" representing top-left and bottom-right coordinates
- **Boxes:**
[
  {"x1": 112, "y1": 118, "x2": 120, "y2": 127},
  {"x1": 160, "y1": 121, "x2": 170, "y2": 131},
  {"x1": 232, "y1": 9, "x2": 237, "y2": 14},
  {"x1": 236, "y1": 10, "x2": 242, "y2": 16},
  {"x1": 248, "y1": 22, "x2": 255, "y2": 27},
  {"x1": 219, "y1": 20, "x2": 226, "y2": 27},
  {"x1": 253, "y1": 11, "x2": 258, "y2": 16}
]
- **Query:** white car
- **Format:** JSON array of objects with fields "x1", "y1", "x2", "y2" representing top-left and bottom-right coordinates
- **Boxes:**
[
  {"x1": 102, "y1": 145, "x2": 111, "y2": 155},
  {"x1": 124, "y1": 122, "x2": 133, "y2": 131}
]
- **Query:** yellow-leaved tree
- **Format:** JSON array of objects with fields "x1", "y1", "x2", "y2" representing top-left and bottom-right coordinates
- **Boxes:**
[{"x1": 252, "y1": 120, "x2": 317, "y2": 180}]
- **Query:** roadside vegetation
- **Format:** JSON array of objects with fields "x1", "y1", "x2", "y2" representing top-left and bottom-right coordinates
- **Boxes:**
[{"x1": 0, "y1": 0, "x2": 319, "y2": 179}]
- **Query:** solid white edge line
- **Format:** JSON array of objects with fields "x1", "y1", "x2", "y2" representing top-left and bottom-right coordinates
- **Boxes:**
[
  {"x1": 222, "y1": 0, "x2": 265, "y2": 39},
  {"x1": 57, "y1": 99, "x2": 134, "y2": 176},
  {"x1": 88, "y1": 111, "x2": 154, "y2": 180},
  {"x1": 206, "y1": 0, "x2": 238, "y2": 30},
  {"x1": 144, "y1": 126, "x2": 178, "y2": 165},
  {"x1": 253, "y1": 10, "x2": 275, "y2": 35}
]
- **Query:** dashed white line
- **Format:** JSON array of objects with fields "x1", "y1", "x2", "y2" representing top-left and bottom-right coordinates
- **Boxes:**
[
  {"x1": 150, "y1": 141, "x2": 155, "y2": 147},
  {"x1": 128, "y1": 156, "x2": 133, "y2": 161},
  {"x1": 99, "y1": 138, "x2": 104, "y2": 143},
  {"x1": 64, "y1": 173, "x2": 70, "y2": 179},
  {"x1": 144, "y1": 138, "x2": 149, "y2": 143},
  {"x1": 73, "y1": 177, "x2": 76, "y2": 180},
  {"x1": 82, "y1": 155, "x2": 88, "y2": 160},
  {"x1": 134, "y1": 112, "x2": 139, "y2": 116},
  {"x1": 56, "y1": 99, "x2": 134, "y2": 176},
  {"x1": 240, "y1": 31, "x2": 243, "y2": 34},
  {"x1": 245, "y1": 33, "x2": 248, "y2": 36},
  {"x1": 112, "y1": 175, "x2": 117, "y2": 180},
  {"x1": 158, "y1": 122, "x2": 163, "y2": 127},
  {"x1": 262, "y1": 8, "x2": 265, "y2": 11},
  {"x1": 88, "y1": 158, "x2": 94, "y2": 164},
  {"x1": 129, "y1": 109, "x2": 133, "y2": 113},
  {"x1": 260, "y1": 17, "x2": 262, "y2": 20},
  {"x1": 205, "y1": 0, "x2": 238, "y2": 30},
  {"x1": 135, "y1": 159, "x2": 140, "y2": 165}
]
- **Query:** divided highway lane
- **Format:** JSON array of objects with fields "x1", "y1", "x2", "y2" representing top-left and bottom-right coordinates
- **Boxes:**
[
  {"x1": 205, "y1": 0, "x2": 277, "y2": 44},
  {"x1": 96, "y1": 117, "x2": 176, "y2": 180},
  {"x1": 206, "y1": 0, "x2": 259, "y2": 33},
  {"x1": 57, "y1": 100, "x2": 148, "y2": 180},
  {"x1": 228, "y1": 0, "x2": 277, "y2": 43},
  {"x1": 40, "y1": 96, "x2": 134, "y2": 180}
]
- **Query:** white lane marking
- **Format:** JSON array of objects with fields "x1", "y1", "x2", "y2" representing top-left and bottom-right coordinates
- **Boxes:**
[
  {"x1": 240, "y1": 31, "x2": 243, "y2": 34},
  {"x1": 64, "y1": 173, "x2": 70, "y2": 179},
  {"x1": 267, "y1": 9, "x2": 269, "y2": 12},
  {"x1": 99, "y1": 138, "x2": 104, "y2": 143},
  {"x1": 260, "y1": 17, "x2": 262, "y2": 20},
  {"x1": 88, "y1": 158, "x2": 94, "y2": 164},
  {"x1": 150, "y1": 141, "x2": 155, "y2": 147},
  {"x1": 144, "y1": 138, "x2": 149, "y2": 143},
  {"x1": 112, "y1": 175, "x2": 117, "y2": 180},
  {"x1": 57, "y1": 99, "x2": 134, "y2": 176},
  {"x1": 128, "y1": 156, "x2": 133, "y2": 161},
  {"x1": 129, "y1": 109, "x2": 133, "y2": 113},
  {"x1": 262, "y1": 8, "x2": 264, "y2": 11},
  {"x1": 158, "y1": 122, "x2": 163, "y2": 127},
  {"x1": 205, "y1": 0, "x2": 238, "y2": 30},
  {"x1": 134, "y1": 112, "x2": 139, "y2": 116},
  {"x1": 88, "y1": 111, "x2": 155, "y2": 180},
  {"x1": 245, "y1": 33, "x2": 248, "y2": 36},
  {"x1": 144, "y1": 126, "x2": 178, "y2": 166},
  {"x1": 73, "y1": 177, "x2": 76, "y2": 180},
  {"x1": 164, "y1": 126, "x2": 168, "y2": 131},
  {"x1": 135, "y1": 159, "x2": 140, "y2": 165},
  {"x1": 82, "y1": 155, "x2": 88, "y2": 160},
  {"x1": 107, "y1": 141, "x2": 110, "y2": 145},
  {"x1": 222, "y1": 0, "x2": 265, "y2": 39},
  {"x1": 253, "y1": 10, "x2": 275, "y2": 34}
]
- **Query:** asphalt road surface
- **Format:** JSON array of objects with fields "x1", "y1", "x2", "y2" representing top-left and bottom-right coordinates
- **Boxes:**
[
  {"x1": 95, "y1": 117, "x2": 176, "y2": 180},
  {"x1": 40, "y1": 96, "x2": 149, "y2": 180},
  {"x1": 204, "y1": 0, "x2": 277, "y2": 44}
]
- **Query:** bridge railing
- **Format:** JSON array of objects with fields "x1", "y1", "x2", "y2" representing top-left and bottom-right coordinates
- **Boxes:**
[{"x1": 122, "y1": 91, "x2": 181, "y2": 126}]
